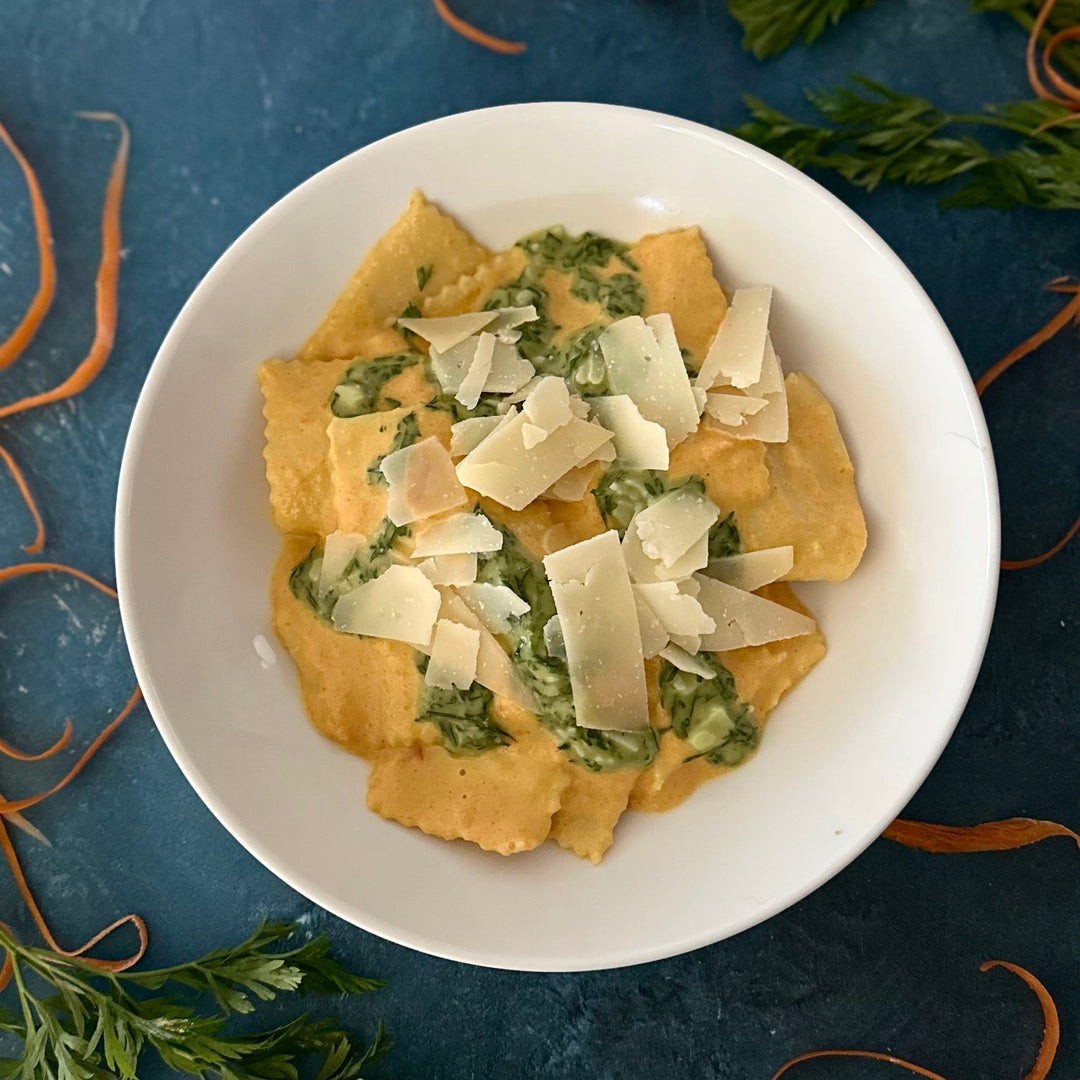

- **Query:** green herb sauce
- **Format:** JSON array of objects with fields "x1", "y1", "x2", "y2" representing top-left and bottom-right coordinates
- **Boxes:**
[
  {"x1": 415, "y1": 264, "x2": 434, "y2": 291},
  {"x1": 658, "y1": 654, "x2": 761, "y2": 767},
  {"x1": 329, "y1": 353, "x2": 420, "y2": 418},
  {"x1": 414, "y1": 655, "x2": 512, "y2": 754},
  {"x1": 366, "y1": 412, "x2": 421, "y2": 486},
  {"x1": 476, "y1": 518, "x2": 658, "y2": 772}
]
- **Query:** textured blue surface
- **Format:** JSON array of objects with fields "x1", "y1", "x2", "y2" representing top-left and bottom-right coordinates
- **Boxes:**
[{"x1": 0, "y1": 2, "x2": 1077, "y2": 1077}]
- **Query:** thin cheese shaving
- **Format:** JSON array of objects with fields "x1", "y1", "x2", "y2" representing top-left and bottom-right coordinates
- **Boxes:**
[
  {"x1": 332, "y1": 564, "x2": 441, "y2": 646},
  {"x1": 632, "y1": 582, "x2": 715, "y2": 637},
  {"x1": 411, "y1": 512, "x2": 504, "y2": 556},
  {"x1": 522, "y1": 375, "x2": 573, "y2": 439},
  {"x1": 704, "y1": 337, "x2": 789, "y2": 443},
  {"x1": 455, "y1": 331, "x2": 494, "y2": 408},
  {"x1": 633, "y1": 592, "x2": 670, "y2": 659},
  {"x1": 425, "y1": 619, "x2": 480, "y2": 690},
  {"x1": 704, "y1": 393, "x2": 768, "y2": 426},
  {"x1": 658, "y1": 643, "x2": 717, "y2": 679},
  {"x1": 399, "y1": 310, "x2": 496, "y2": 351},
  {"x1": 449, "y1": 411, "x2": 514, "y2": 457},
  {"x1": 418, "y1": 552, "x2": 478, "y2": 586},
  {"x1": 695, "y1": 285, "x2": 772, "y2": 390},
  {"x1": 695, "y1": 574, "x2": 816, "y2": 650},
  {"x1": 459, "y1": 582, "x2": 530, "y2": 634},
  {"x1": 542, "y1": 464, "x2": 594, "y2": 502},
  {"x1": 622, "y1": 518, "x2": 710, "y2": 584},
  {"x1": 586, "y1": 395, "x2": 669, "y2": 469},
  {"x1": 704, "y1": 546, "x2": 793, "y2": 592},
  {"x1": 543, "y1": 615, "x2": 566, "y2": 660},
  {"x1": 542, "y1": 531, "x2": 649, "y2": 731},
  {"x1": 633, "y1": 488, "x2": 719, "y2": 568},
  {"x1": 318, "y1": 531, "x2": 367, "y2": 595},
  {"x1": 380, "y1": 437, "x2": 467, "y2": 525}
]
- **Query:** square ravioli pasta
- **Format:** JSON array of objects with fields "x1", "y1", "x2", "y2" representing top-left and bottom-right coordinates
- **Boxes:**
[{"x1": 259, "y1": 191, "x2": 867, "y2": 861}]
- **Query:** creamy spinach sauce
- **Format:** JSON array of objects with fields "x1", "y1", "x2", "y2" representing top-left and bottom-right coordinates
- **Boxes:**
[
  {"x1": 476, "y1": 517, "x2": 658, "y2": 772},
  {"x1": 366, "y1": 412, "x2": 420, "y2": 486},
  {"x1": 414, "y1": 655, "x2": 512, "y2": 754},
  {"x1": 658, "y1": 654, "x2": 761, "y2": 767},
  {"x1": 329, "y1": 353, "x2": 420, "y2": 418}
]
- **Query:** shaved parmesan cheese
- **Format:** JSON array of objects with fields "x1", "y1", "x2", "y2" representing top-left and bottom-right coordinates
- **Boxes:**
[
  {"x1": 704, "y1": 546, "x2": 793, "y2": 592},
  {"x1": 486, "y1": 305, "x2": 537, "y2": 335},
  {"x1": 633, "y1": 582, "x2": 715, "y2": 637},
  {"x1": 696, "y1": 286, "x2": 772, "y2": 391},
  {"x1": 705, "y1": 337, "x2": 789, "y2": 443},
  {"x1": 485, "y1": 338, "x2": 535, "y2": 392},
  {"x1": 412, "y1": 512, "x2": 503, "y2": 556},
  {"x1": 521, "y1": 423, "x2": 548, "y2": 450},
  {"x1": 431, "y1": 334, "x2": 534, "y2": 396},
  {"x1": 332, "y1": 564, "x2": 441, "y2": 646},
  {"x1": 633, "y1": 489, "x2": 719, "y2": 568},
  {"x1": 543, "y1": 531, "x2": 649, "y2": 731},
  {"x1": 599, "y1": 315, "x2": 700, "y2": 448},
  {"x1": 695, "y1": 574, "x2": 816, "y2": 650},
  {"x1": 704, "y1": 392, "x2": 768, "y2": 426},
  {"x1": 450, "y1": 411, "x2": 514, "y2": 457},
  {"x1": 434, "y1": 587, "x2": 537, "y2": 710},
  {"x1": 543, "y1": 615, "x2": 566, "y2": 660},
  {"x1": 380, "y1": 437, "x2": 467, "y2": 526},
  {"x1": 455, "y1": 331, "x2": 494, "y2": 409},
  {"x1": 692, "y1": 386, "x2": 708, "y2": 415},
  {"x1": 543, "y1": 464, "x2": 594, "y2": 502},
  {"x1": 750, "y1": 334, "x2": 785, "y2": 396},
  {"x1": 568, "y1": 396, "x2": 590, "y2": 419},
  {"x1": 456, "y1": 412, "x2": 613, "y2": 511},
  {"x1": 504, "y1": 375, "x2": 543, "y2": 403},
  {"x1": 318, "y1": 531, "x2": 367, "y2": 595},
  {"x1": 418, "y1": 553, "x2": 478, "y2": 587},
  {"x1": 522, "y1": 376, "x2": 573, "y2": 443},
  {"x1": 399, "y1": 311, "x2": 496, "y2": 352},
  {"x1": 576, "y1": 427, "x2": 618, "y2": 466},
  {"x1": 658, "y1": 643, "x2": 716, "y2": 679},
  {"x1": 633, "y1": 592, "x2": 670, "y2": 659},
  {"x1": 587, "y1": 395, "x2": 669, "y2": 470},
  {"x1": 458, "y1": 583, "x2": 530, "y2": 635},
  {"x1": 253, "y1": 634, "x2": 277, "y2": 669},
  {"x1": 622, "y1": 519, "x2": 710, "y2": 584},
  {"x1": 425, "y1": 620, "x2": 480, "y2": 690}
]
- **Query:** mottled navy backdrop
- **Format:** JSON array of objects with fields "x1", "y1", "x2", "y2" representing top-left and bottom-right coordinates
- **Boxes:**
[{"x1": 0, "y1": 2, "x2": 1076, "y2": 1077}]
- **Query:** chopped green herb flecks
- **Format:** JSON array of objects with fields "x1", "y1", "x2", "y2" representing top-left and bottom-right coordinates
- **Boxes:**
[
  {"x1": 483, "y1": 270, "x2": 559, "y2": 361},
  {"x1": 366, "y1": 412, "x2": 421, "y2": 485},
  {"x1": 659, "y1": 652, "x2": 761, "y2": 767},
  {"x1": 330, "y1": 353, "x2": 420, "y2": 417},
  {"x1": 415, "y1": 655, "x2": 511, "y2": 754},
  {"x1": 708, "y1": 511, "x2": 741, "y2": 560},
  {"x1": 400, "y1": 302, "x2": 422, "y2": 319},
  {"x1": 416, "y1": 264, "x2": 434, "y2": 291}
]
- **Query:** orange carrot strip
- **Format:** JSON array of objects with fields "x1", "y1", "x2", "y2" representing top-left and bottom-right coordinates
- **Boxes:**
[
  {"x1": 0, "y1": 114, "x2": 128, "y2": 423},
  {"x1": 3, "y1": 809, "x2": 49, "y2": 847},
  {"x1": 431, "y1": 0, "x2": 526, "y2": 54},
  {"x1": 772, "y1": 1049, "x2": 947, "y2": 1080},
  {"x1": 980, "y1": 961, "x2": 1059, "y2": 1080},
  {"x1": 0, "y1": 814, "x2": 147, "y2": 973},
  {"x1": 0, "y1": 718, "x2": 73, "y2": 762},
  {"x1": 884, "y1": 817, "x2": 1080, "y2": 852},
  {"x1": 1026, "y1": 0, "x2": 1074, "y2": 107},
  {"x1": 0, "y1": 119, "x2": 56, "y2": 372},
  {"x1": 1002, "y1": 516, "x2": 1080, "y2": 569},
  {"x1": 1041, "y1": 26, "x2": 1080, "y2": 104},
  {"x1": 0, "y1": 687, "x2": 141, "y2": 816},
  {"x1": 0, "y1": 560, "x2": 117, "y2": 598},
  {"x1": 0, "y1": 940, "x2": 11, "y2": 993},
  {"x1": 0, "y1": 441, "x2": 45, "y2": 553}
]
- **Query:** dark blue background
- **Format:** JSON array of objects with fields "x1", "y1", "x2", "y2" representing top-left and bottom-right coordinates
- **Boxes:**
[{"x1": 0, "y1": 2, "x2": 1076, "y2": 1077}]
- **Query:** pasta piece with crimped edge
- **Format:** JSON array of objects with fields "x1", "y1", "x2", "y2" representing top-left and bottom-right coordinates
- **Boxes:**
[
  {"x1": 270, "y1": 536, "x2": 435, "y2": 759},
  {"x1": 300, "y1": 190, "x2": 491, "y2": 361},
  {"x1": 669, "y1": 372, "x2": 866, "y2": 581},
  {"x1": 630, "y1": 583, "x2": 826, "y2": 813},
  {"x1": 366, "y1": 733, "x2": 570, "y2": 856},
  {"x1": 420, "y1": 247, "x2": 528, "y2": 319},
  {"x1": 548, "y1": 761, "x2": 641, "y2": 864},
  {"x1": 326, "y1": 406, "x2": 453, "y2": 536},
  {"x1": 628, "y1": 226, "x2": 728, "y2": 367}
]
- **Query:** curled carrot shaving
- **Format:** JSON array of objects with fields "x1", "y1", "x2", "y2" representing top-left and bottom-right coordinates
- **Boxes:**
[
  {"x1": 0, "y1": 687, "x2": 141, "y2": 816},
  {"x1": 0, "y1": 718, "x2": 73, "y2": 763},
  {"x1": 1026, "y1": 0, "x2": 1080, "y2": 110},
  {"x1": 1042, "y1": 27, "x2": 1080, "y2": 103},
  {"x1": 0, "y1": 119, "x2": 56, "y2": 372},
  {"x1": 772, "y1": 1050, "x2": 946, "y2": 1080},
  {"x1": 431, "y1": 0, "x2": 526, "y2": 54},
  {"x1": 884, "y1": 817, "x2": 1080, "y2": 852},
  {"x1": 1001, "y1": 516, "x2": 1080, "y2": 569},
  {"x1": 0, "y1": 114, "x2": 128, "y2": 423},
  {"x1": 0, "y1": 814, "x2": 147, "y2": 984},
  {"x1": 980, "y1": 961, "x2": 1059, "y2": 1080},
  {"x1": 3, "y1": 809, "x2": 49, "y2": 847},
  {"x1": 0, "y1": 560, "x2": 117, "y2": 598},
  {"x1": 0, "y1": 442, "x2": 45, "y2": 554}
]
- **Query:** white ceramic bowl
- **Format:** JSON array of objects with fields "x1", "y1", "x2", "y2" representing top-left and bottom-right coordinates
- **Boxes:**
[{"x1": 116, "y1": 103, "x2": 998, "y2": 972}]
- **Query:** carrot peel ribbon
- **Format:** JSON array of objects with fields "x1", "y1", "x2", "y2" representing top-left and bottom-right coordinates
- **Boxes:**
[
  {"x1": 1026, "y1": 0, "x2": 1080, "y2": 110},
  {"x1": 0, "y1": 118, "x2": 56, "y2": 372},
  {"x1": 771, "y1": 1049, "x2": 947, "y2": 1080},
  {"x1": 431, "y1": 0, "x2": 526, "y2": 55},
  {"x1": 884, "y1": 817, "x2": 1080, "y2": 853},
  {"x1": 0, "y1": 442, "x2": 45, "y2": 554}
]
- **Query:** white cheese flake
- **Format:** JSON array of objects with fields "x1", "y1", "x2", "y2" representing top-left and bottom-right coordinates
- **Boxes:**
[
  {"x1": 418, "y1": 553, "x2": 478, "y2": 587},
  {"x1": 704, "y1": 393, "x2": 769, "y2": 426},
  {"x1": 332, "y1": 564, "x2": 441, "y2": 647},
  {"x1": 705, "y1": 338, "x2": 789, "y2": 443},
  {"x1": 318, "y1": 531, "x2": 367, "y2": 596},
  {"x1": 425, "y1": 619, "x2": 480, "y2": 690},
  {"x1": 695, "y1": 285, "x2": 773, "y2": 391},
  {"x1": 380, "y1": 437, "x2": 467, "y2": 526},
  {"x1": 253, "y1": 634, "x2": 278, "y2": 669},
  {"x1": 694, "y1": 574, "x2": 816, "y2": 650},
  {"x1": 455, "y1": 331, "x2": 495, "y2": 409},
  {"x1": 658, "y1": 643, "x2": 717, "y2": 679},
  {"x1": 633, "y1": 488, "x2": 719, "y2": 568},
  {"x1": 543, "y1": 531, "x2": 649, "y2": 731},
  {"x1": 458, "y1": 583, "x2": 530, "y2": 635},
  {"x1": 622, "y1": 518, "x2": 710, "y2": 584},
  {"x1": 399, "y1": 311, "x2": 497, "y2": 352},
  {"x1": 542, "y1": 464, "x2": 594, "y2": 502},
  {"x1": 543, "y1": 615, "x2": 566, "y2": 660},
  {"x1": 704, "y1": 546, "x2": 793, "y2": 592},
  {"x1": 411, "y1": 512, "x2": 503, "y2": 556},
  {"x1": 633, "y1": 592, "x2": 670, "y2": 659},
  {"x1": 450, "y1": 411, "x2": 515, "y2": 458},
  {"x1": 632, "y1": 582, "x2": 716, "y2": 637},
  {"x1": 431, "y1": 334, "x2": 534, "y2": 397},
  {"x1": 523, "y1": 375, "x2": 573, "y2": 439},
  {"x1": 485, "y1": 305, "x2": 538, "y2": 334},
  {"x1": 521, "y1": 422, "x2": 549, "y2": 450},
  {"x1": 586, "y1": 395, "x2": 669, "y2": 470},
  {"x1": 456, "y1": 412, "x2": 613, "y2": 511},
  {"x1": 598, "y1": 315, "x2": 700, "y2": 448}
]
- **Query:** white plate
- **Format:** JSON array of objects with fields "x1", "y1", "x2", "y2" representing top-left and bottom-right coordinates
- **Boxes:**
[{"x1": 116, "y1": 103, "x2": 998, "y2": 972}]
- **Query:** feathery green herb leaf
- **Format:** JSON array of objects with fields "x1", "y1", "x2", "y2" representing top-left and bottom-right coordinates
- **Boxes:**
[{"x1": 727, "y1": 0, "x2": 880, "y2": 58}]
